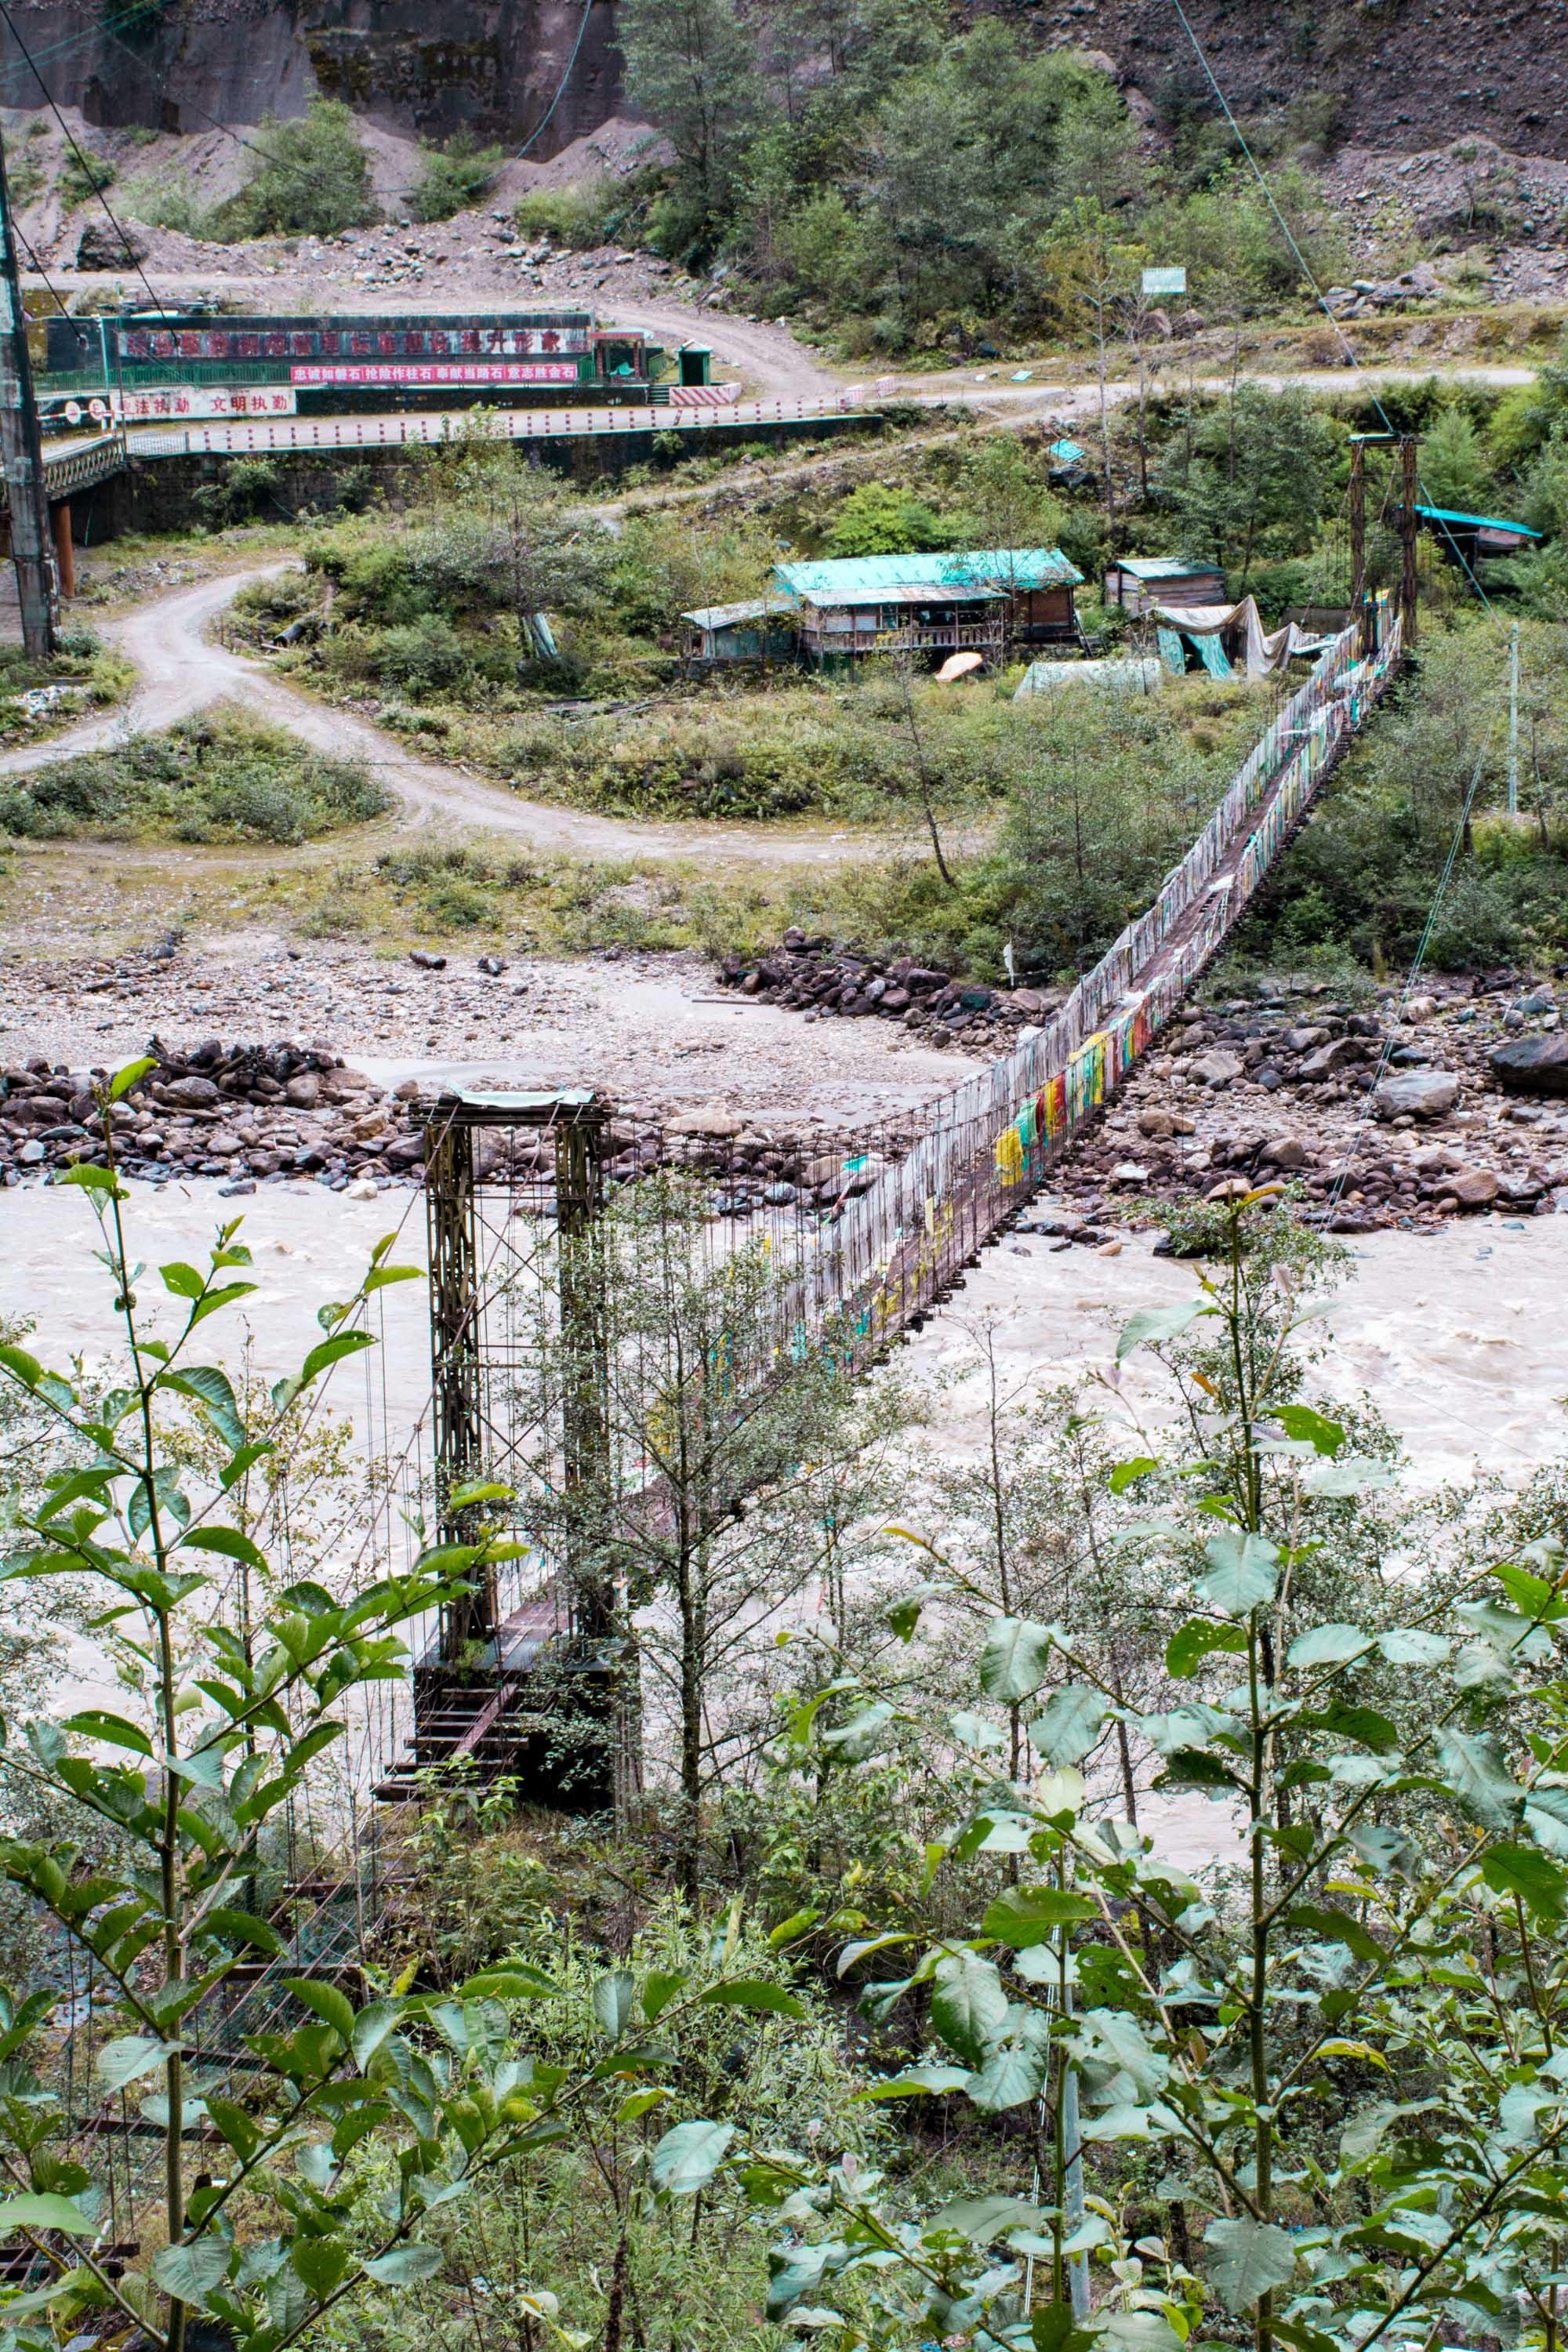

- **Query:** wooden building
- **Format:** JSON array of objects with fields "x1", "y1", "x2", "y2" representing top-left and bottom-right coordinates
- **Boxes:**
[
  {"x1": 681, "y1": 598, "x2": 797, "y2": 666},
  {"x1": 1104, "y1": 554, "x2": 1226, "y2": 617},
  {"x1": 770, "y1": 549, "x2": 1084, "y2": 669}
]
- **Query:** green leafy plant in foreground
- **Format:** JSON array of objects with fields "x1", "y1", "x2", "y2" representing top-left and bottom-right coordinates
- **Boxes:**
[
  {"x1": 666, "y1": 1194, "x2": 1568, "y2": 2352},
  {"x1": 0, "y1": 1068, "x2": 800, "y2": 2352}
]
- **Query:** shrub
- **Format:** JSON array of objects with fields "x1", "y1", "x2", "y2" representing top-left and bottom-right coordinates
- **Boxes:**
[
  {"x1": 824, "y1": 482, "x2": 954, "y2": 557},
  {"x1": 376, "y1": 612, "x2": 469, "y2": 695},
  {"x1": 193, "y1": 456, "x2": 282, "y2": 527},
  {"x1": 411, "y1": 132, "x2": 506, "y2": 223},
  {"x1": 512, "y1": 178, "x2": 622, "y2": 249},
  {"x1": 56, "y1": 143, "x2": 114, "y2": 210},
  {"x1": 0, "y1": 706, "x2": 387, "y2": 843},
  {"x1": 121, "y1": 172, "x2": 207, "y2": 236},
  {"x1": 210, "y1": 99, "x2": 376, "y2": 240}
]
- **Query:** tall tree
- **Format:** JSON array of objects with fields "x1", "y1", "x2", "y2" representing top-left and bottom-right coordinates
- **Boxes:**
[{"x1": 619, "y1": 0, "x2": 764, "y2": 252}]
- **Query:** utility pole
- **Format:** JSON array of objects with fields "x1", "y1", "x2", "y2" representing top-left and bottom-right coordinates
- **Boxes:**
[
  {"x1": 0, "y1": 118, "x2": 55, "y2": 660},
  {"x1": 1399, "y1": 433, "x2": 1419, "y2": 649},
  {"x1": 1508, "y1": 620, "x2": 1520, "y2": 818},
  {"x1": 1348, "y1": 437, "x2": 1365, "y2": 609}
]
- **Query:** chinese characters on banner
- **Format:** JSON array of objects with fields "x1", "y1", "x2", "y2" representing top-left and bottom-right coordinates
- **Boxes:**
[{"x1": 289, "y1": 361, "x2": 580, "y2": 387}]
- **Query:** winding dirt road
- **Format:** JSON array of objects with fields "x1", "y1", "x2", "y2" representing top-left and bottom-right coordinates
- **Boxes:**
[{"x1": 0, "y1": 570, "x2": 912, "y2": 868}]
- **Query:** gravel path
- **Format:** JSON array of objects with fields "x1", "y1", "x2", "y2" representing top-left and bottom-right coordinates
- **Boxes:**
[{"x1": 0, "y1": 570, "x2": 924, "y2": 867}]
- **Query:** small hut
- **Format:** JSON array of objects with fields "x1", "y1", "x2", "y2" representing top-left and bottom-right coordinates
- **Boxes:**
[
  {"x1": 681, "y1": 600, "x2": 797, "y2": 667},
  {"x1": 1103, "y1": 555, "x2": 1226, "y2": 617}
]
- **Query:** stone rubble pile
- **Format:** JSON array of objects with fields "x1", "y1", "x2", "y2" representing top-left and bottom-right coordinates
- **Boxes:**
[
  {"x1": 1045, "y1": 971, "x2": 1568, "y2": 1237},
  {"x1": 720, "y1": 930, "x2": 1065, "y2": 1051},
  {"x1": 0, "y1": 1039, "x2": 427, "y2": 1194}
]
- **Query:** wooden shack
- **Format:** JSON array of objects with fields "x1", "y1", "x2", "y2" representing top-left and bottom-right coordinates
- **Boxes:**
[
  {"x1": 1104, "y1": 555, "x2": 1226, "y2": 617},
  {"x1": 771, "y1": 549, "x2": 1084, "y2": 669},
  {"x1": 681, "y1": 599, "x2": 797, "y2": 666}
]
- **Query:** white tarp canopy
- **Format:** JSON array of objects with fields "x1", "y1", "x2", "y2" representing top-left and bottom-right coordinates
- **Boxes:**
[
  {"x1": 1150, "y1": 596, "x2": 1330, "y2": 679},
  {"x1": 1014, "y1": 655, "x2": 1164, "y2": 699}
]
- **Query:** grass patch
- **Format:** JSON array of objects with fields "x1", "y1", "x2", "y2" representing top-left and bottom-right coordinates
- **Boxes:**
[{"x1": 0, "y1": 705, "x2": 390, "y2": 845}]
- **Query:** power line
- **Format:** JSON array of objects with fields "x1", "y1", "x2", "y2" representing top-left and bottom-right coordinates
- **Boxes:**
[
  {"x1": 1165, "y1": 0, "x2": 1506, "y2": 634},
  {"x1": 0, "y1": 0, "x2": 176, "y2": 325},
  {"x1": 1322, "y1": 707, "x2": 1502, "y2": 1221},
  {"x1": 510, "y1": 0, "x2": 594, "y2": 163}
]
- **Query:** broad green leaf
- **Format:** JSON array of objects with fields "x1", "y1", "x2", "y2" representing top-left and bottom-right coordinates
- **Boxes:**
[
  {"x1": 820, "y1": 1701, "x2": 894, "y2": 1762},
  {"x1": 1099, "y1": 2313, "x2": 1187, "y2": 2352},
  {"x1": 62, "y1": 1709, "x2": 151, "y2": 1757},
  {"x1": 1166, "y1": 1620, "x2": 1249, "y2": 1678},
  {"x1": 1436, "y1": 1730, "x2": 1519, "y2": 1829},
  {"x1": 1029, "y1": 1685, "x2": 1105, "y2": 1766},
  {"x1": 932, "y1": 2194, "x2": 1045, "y2": 2241},
  {"x1": 0, "y1": 2192, "x2": 96, "y2": 2235},
  {"x1": 180, "y1": 1527, "x2": 267, "y2": 1571},
  {"x1": 56, "y1": 1163, "x2": 122, "y2": 1195},
  {"x1": 160, "y1": 1261, "x2": 207, "y2": 1300},
  {"x1": 285, "y1": 1978, "x2": 355, "y2": 2042},
  {"x1": 111, "y1": 1057, "x2": 156, "y2": 1102},
  {"x1": 1072, "y1": 2009, "x2": 1169, "y2": 2099},
  {"x1": 203, "y1": 1907, "x2": 286, "y2": 1956},
  {"x1": 1109, "y1": 1457, "x2": 1159, "y2": 1494},
  {"x1": 1116, "y1": 1300, "x2": 1202, "y2": 1361},
  {"x1": 1286, "y1": 1904, "x2": 1386, "y2": 1965},
  {"x1": 592, "y1": 1971, "x2": 637, "y2": 2040},
  {"x1": 1287, "y1": 1624, "x2": 1370, "y2": 1669},
  {"x1": 855, "y1": 2064, "x2": 971, "y2": 2101},
  {"x1": 930, "y1": 1951, "x2": 1008, "y2": 2067},
  {"x1": 1034, "y1": 2302, "x2": 1098, "y2": 2352},
  {"x1": 641, "y1": 1969, "x2": 687, "y2": 2022},
  {"x1": 94, "y1": 2034, "x2": 177, "y2": 2094},
  {"x1": 455, "y1": 1965, "x2": 558, "y2": 2000},
  {"x1": 364, "y1": 2245, "x2": 445, "y2": 2285},
  {"x1": 299, "y1": 1330, "x2": 376, "y2": 1385},
  {"x1": 650, "y1": 2118, "x2": 735, "y2": 2197},
  {"x1": 1196, "y1": 1530, "x2": 1279, "y2": 1617},
  {"x1": 699, "y1": 1978, "x2": 806, "y2": 2020},
  {"x1": 1481, "y1": 1842, "x2": 1568, "y2": 1922},
  {"x1": 1272, "y1": 1404, "x2": 1345, "y2": 1456},
  {"x1": 981, "y1": 1885, "x2": 1097, "y2": 1948},
  {"x1": 979, "y1": 1617, "x2": 1054, "y2": 1704},
  {"x1": 1203, "y1": 2214, "x2": 1298, "y2": 2314},
  {"x1": 151, "y1": 2237, "x2": 230, "y2": 2309},
  {"x1": 768, "y1": 1910, "x2": 820, "y2": 1949},
  {"x1": 1377, "y1": 1628, "x2": 1451, "y2": 1666},
  {"x1": 967, "y1": 2040, "x2": 1047, "y2": 2113}
]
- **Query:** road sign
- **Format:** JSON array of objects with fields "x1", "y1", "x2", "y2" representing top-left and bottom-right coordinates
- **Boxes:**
[{"x1": 1142, "y1": 267, "x2": 1188, "y2": 297}]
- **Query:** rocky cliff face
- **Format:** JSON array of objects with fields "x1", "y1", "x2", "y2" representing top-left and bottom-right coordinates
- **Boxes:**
[
  {"x1": 0, "y1": 0, "x2": 622, "y2": 157},
  {"x1": 977, "y1": 0, "x2": 1568, "y2": 161}
]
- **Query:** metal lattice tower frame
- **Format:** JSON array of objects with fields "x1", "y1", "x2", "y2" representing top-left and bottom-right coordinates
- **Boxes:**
[{"x1": 423, "y1": 1087, "x2": 612, "y2": 1663}]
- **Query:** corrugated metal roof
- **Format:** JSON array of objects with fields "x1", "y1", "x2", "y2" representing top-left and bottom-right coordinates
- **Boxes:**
[
  {"x1": 773, "y1": 547, "x2": 1083, "y2": 601},
  {"x1": 1112, "y1": 556, "x2": 1225, "y2": 580},
  {"x1": 1417, "y1": 504, "x2": 1543, "y2": 539},
  {"x1": 800, "y1": 580, "x2": 1007, "y2": 608},
  {"x1": 681, "y1": 599, "x2": 793, "y2": 629}
]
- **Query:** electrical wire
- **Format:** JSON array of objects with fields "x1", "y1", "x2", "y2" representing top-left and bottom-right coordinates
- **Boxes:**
[
  {"x1": 0, "y1": 0, "x2": 176, "y2": 325},
  {"x1": 2, "y1": 0, "x2": 593, "y2": 211},
  {"x1": 1166, "y1": 0, "x2": 1507, "y2": 633},
  {"x1": 1323, "y1": 711, "x2": 1501, "y2": 1221},
  {"x1": 510, "y1": 0, "x2": 594, "y2": 163}
]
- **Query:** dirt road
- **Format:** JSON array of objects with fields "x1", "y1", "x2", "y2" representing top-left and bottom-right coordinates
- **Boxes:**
[{"x1": 0, "y1": 570, "x2": 923, "y2": 868}]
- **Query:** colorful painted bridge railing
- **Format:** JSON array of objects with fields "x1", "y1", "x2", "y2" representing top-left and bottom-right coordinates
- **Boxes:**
[{"x1": 801, "y1": 596, "x2": 1404, "y2": 1347}]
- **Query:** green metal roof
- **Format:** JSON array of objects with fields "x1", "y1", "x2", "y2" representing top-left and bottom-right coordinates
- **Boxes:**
[
  {"x1": 1112, "y1": 555, "x2": 1225, "y2": 580},
  {"x1": 1417, "y1": 504, "x2": 1543, "y2": 539},
  {"x1": 772, "y1": 548, "x2": 1083, "y2": 601}
]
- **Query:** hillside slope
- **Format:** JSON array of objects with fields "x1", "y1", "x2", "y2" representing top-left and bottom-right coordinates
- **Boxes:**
[
  {"x1": 0, "y1": 0, "x2": 622, "y2": 156},
  {"x1": 984, "y1": 0, "x2": 1568, "y2": 161}
]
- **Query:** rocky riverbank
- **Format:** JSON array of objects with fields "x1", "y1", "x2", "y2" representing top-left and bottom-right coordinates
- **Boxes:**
[{"x1": 1044, "y1": 969, "x2": 1568, "y2": 1240}]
